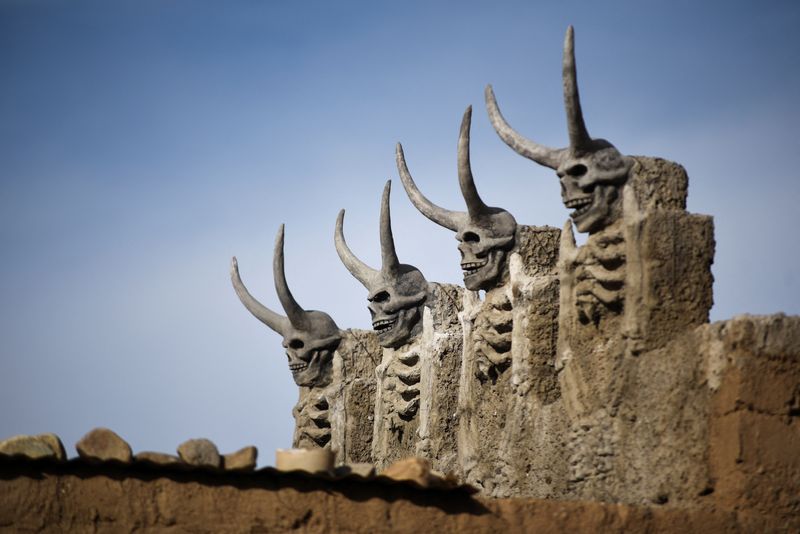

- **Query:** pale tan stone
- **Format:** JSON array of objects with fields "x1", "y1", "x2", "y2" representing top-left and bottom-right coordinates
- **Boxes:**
[
  {"x1": 381, "y1": 457, "x2": 435, "y2": 488},
  {"x1": 222, "y1": 446, "x2": 257, "y2": 471}
]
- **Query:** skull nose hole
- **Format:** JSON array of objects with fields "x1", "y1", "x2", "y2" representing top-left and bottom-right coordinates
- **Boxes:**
[
  {"x1": 289, "y1": 339, "x2": 304, "y2": 349},
  {"x1": 567, "y1": 164, "x2": 588, "y2": 177},
  {"x1": 371, "y1": 291, "x2": 390, "y2": 303},
  {"x1": 462, "y1": 232, "x2": 480, "y2": 243}
]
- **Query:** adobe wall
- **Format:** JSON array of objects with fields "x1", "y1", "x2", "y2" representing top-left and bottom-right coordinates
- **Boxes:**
[{"x1": 1, "y1": 457, "x2": 797, "y2": 533}]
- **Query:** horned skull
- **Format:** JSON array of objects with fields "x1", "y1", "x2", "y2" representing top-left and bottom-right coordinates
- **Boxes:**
[
  {"x1": 396, "y1": 106, "x2": 517, "y2": 291},
  {"x1": 485, "y1": 26, "x2": 632, "y2": 235},
  {"x1": 335, "y1": 181, "x2": 429, "y2": 349},
  {"x1": 231, "y1": 225, "x2": 341, "y2": 388}
]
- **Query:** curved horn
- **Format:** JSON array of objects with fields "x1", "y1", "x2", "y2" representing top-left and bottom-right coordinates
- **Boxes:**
[
  {"x1": 485, "y1": 85, "x2": 562, "y2": 169},
  {"x1": 335, "y1": 209, "x2": 379, "y2": 288},
  {"x1": 380, "y1": 180, "x2": 401, "y2": 278},
  {"x1": 563, "y1": 25, "x2": 591, "y2": 152},
  {"x1": 231, "y1": 256, "x2": 290, "y2": 335},
  {"x1": 273, "y1": 224, "x2": 310, "y2": 330},
  {"x1": 457, "y1": 106, "x2": 490, "y2": 218},
  {"x1": 396, "y1": 142, "x2": 463, "y2": 232}
]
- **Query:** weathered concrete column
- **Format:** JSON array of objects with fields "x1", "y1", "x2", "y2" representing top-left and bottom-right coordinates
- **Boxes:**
[
  {"x1": 415, "y1": 283, "x2": 464, "y2": 475},
  {"x1": 458, "y1": 225, "x2": 564, "y2": 497},
  {"x1": 293, "y1": 329, "x2": 381, "y2": 466},
  {"x1": 557, "y1": 157, "x2": 715, "y2": 503},
  {"x1": 372, "y1": 283, "x2": 464, "y2": 473},
  {"x1": 328, "y1": 329, "x2": 381, "y2": 464}
]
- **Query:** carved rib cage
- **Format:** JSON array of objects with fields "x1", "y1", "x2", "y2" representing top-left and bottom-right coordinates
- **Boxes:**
[
  {"x1": 472, "y1": 291, "x2": 514, "y2": 382},
  {"x1": 572, "y1": 223, "x2": 626, "y2": 323},
  {"x1": 293, "y1": 392, "x2": 331, "y2": 449},
  {"x1": 385, "y1": 349, "x2": 422, "y2": 424}
]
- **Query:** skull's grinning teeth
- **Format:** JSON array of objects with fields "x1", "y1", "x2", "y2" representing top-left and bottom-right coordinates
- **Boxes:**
[
  {"x1": 566, "y1": 196, "x2": 593, "y2": 218},
  {"x1": 289, "y1": 362, "x2": 308, "y2": 372},
  {"x1": 372, "y1": 318, "x2": 397, "y2": 333},
  {"x1": 461, "y1": 259, "x2": 489, "y2": 275}
]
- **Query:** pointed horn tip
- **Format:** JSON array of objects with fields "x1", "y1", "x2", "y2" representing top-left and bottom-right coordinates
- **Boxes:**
[
  {"x1": 564, "y1": 26, "x2": 574, "y2": 51},
  {"x1": 384, "y1": 179, "x2": 392, "y2": 193},
  {"x1": 231, "y1": 256, "x2": 239, "y2": 270},
  {"x1": 460, "y1": 106, "x2": 472, "y2": 133},
  {"x1": 335, "y1": 208, "x2": 346, "y2": 230}
]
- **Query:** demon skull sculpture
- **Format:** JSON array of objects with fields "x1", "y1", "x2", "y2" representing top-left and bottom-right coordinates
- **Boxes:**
[
  {"x1": 485, "y1": 26, "x2": 632, "y2": 235},
  {"x1": 397, "y1": 106, "x2": 517, "y2": 291},
  {"x1": 231, "y1": 225, "x2": 342, "y2": 387},
  {"x1": 335, "y1": 181, "x2": 429, "y2": 349}
]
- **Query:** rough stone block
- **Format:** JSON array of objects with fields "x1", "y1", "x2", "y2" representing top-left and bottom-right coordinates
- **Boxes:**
[
  {"x1": 628, "y1": 156, "x2": 688, "y2": 212},
  {"x1": 177, "y1": 438, "x2": 221, "y2": 468},
  {"x1": 76, "y1": 428, "x2": 132, "y2": 464},
  {"x1": 223, "y1": 446, "x2": 258, "y2": 471}
]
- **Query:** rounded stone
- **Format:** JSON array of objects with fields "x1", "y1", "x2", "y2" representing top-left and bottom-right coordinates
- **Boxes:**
[
  {"x1": 177, "y1": 438, "x2": 221, "y2": 468},
  {"x1": 75, "y1": 428, "x2": 133, "y2": 463}
]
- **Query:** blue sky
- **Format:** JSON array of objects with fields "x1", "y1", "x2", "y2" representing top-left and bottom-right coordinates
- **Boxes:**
[{"x1": 1, "y1": 0, "x2": 799, "y2": 464}]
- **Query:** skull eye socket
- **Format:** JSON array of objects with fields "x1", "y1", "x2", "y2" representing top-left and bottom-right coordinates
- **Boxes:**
[
  {"x1": 462, "y1": 232, "x2": 480, "y2": 243},
  {"x1": 567, "y1": 164, "x2": 588, "y2": 177},
  {"x1": 371, "y1": 291, "x2": 390, "y2": 303},
  {"x1": 288, "y1": 339, "x2": 305, "y2": 349}
]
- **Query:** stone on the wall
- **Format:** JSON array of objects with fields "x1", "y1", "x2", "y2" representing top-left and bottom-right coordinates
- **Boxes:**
[
  {"x1": 0, "y1": 434, "x2": 62, "y2": 461},
  {"x1": 381, "y1": 457, "x2": 434, "y2": 487},
  {"x1": 76, "y1": 428, "x2": 132, "y2": 464},
  {"x1": 223, "y1": 446, "x2": 258, "y2": 471},
  {"x1": 177, "y1": 438, "x2": 221, "y2": 469}
]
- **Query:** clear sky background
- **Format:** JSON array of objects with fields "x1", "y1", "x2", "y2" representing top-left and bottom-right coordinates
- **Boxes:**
[{"x1": 2, "y1": 0, "x2": 799, "y2": 464}]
